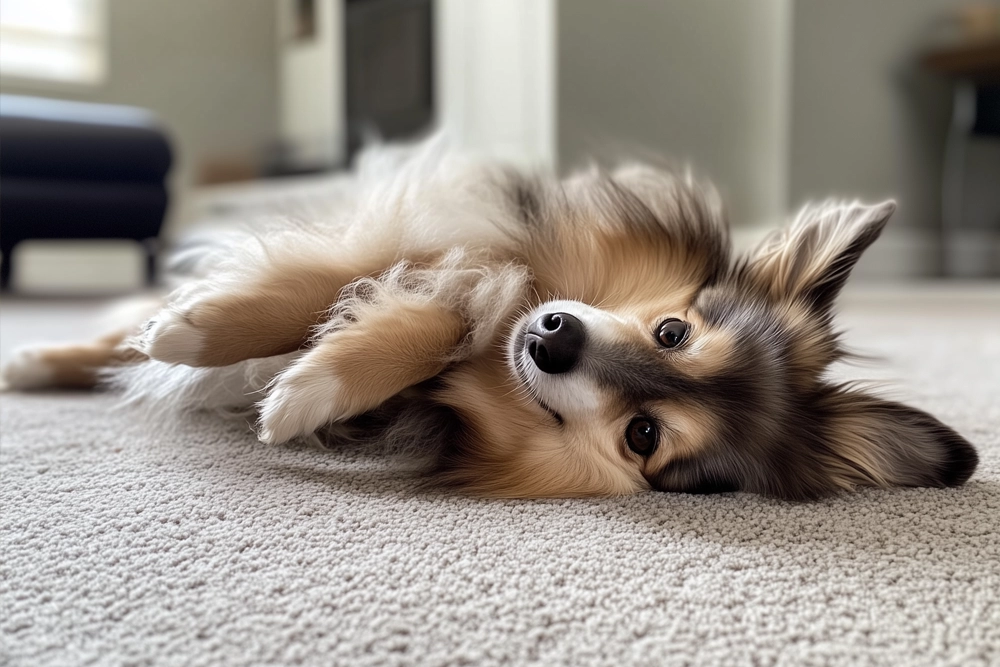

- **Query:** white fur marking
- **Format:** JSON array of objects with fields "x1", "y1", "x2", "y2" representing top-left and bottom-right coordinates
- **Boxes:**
[
  {"x1": 257, "y1": 362, "x2": 353, "y2": 445},
  {"x1": 138, "y1": 311, "x2": 205, "y2": 365},
  {"x1": 518, "y1": 348, "x2": 604, "y2": 416},
  {"x1": 1, "y1": 347, "x2": 56, "y2": 390},
  {"x1": 507, "y1": 300, "x2": 611, "y2": 417},
  {"x1": 103, "y1": 352, "x2": 300, "y2": 424}
]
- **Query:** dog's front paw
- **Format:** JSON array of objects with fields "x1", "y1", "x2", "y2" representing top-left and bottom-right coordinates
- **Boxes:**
[
  {"x1": 133, "y1": 308, "x2": 205, "y2": 366},
  {"x1": 130, "y1": 280, "x2": 316, "y2": 367},
  {"x1": 129, "y1": 281, "x2": 212, "y2": 365},
  {"x1": 256, "y1": 363, "x2": 352, "y2": 445}
]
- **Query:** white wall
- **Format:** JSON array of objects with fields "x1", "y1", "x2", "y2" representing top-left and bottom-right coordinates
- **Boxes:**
[
  {"x1": 790, "y1": 0, "x2": 962, "y2": 223},
  {"x1": 558, "y1": 0, "x2": 793, "y2": 228},
  {"x1": 276, "y1": 0, "x2": 345, "y2": 168},
  {"x1": 275, "y1": 0, "x2": 556, "y2": 169},
  {"x1": 557, "y1": 0, "x2": 1000, "y2": 277},
  {"x1": 434, "y1": 0, "x2": 556, "y2": 168}
]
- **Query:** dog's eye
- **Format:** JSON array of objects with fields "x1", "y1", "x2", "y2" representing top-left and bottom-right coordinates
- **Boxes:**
[
  {"x1": 626, "y1": 418, "x2": 658, "y2": 456},
  {"x1": 656, "y1": 319, "x2": 689, "y2": 349}
]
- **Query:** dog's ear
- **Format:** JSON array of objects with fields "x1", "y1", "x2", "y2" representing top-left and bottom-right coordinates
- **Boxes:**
[
  {"x1": 739, "y1": 200, "x2": 895, "y2": 311},
  {"x1": 812, "y1": 387, "x2": 978, "y2": 494}
]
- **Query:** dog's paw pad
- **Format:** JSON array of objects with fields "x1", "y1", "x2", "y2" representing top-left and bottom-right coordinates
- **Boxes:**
[
  {"x1": 1, "y1": 347, "x2": 56, "y2": 390},
  {"x1": 257, "y1": 367, "x2": 347, "y2": 445},
  {"x1": 134, "y1": 310, "x2": 205, "y2": 365}
]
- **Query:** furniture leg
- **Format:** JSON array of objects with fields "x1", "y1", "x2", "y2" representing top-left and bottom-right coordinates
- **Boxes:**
[
  {"x1": 0, "y1": 246, "x2": 12, "y2": 291},
  {"x1": 941, "y1": 81, "x2": 977, "y2": 276}
]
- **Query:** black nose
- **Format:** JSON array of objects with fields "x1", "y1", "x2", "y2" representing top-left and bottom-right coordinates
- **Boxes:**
[{"x1": 524, "y1": 312, "x2": 585, "y2": 374}]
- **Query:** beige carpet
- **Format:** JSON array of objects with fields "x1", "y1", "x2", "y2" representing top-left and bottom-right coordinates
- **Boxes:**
[{"x1": 1, "y1": 286, "x2": 998, "y2": 666}]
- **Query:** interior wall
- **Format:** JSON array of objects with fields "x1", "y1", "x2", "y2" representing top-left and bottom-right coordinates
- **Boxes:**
[
  {"x1": 1, "y1": 0, "x2": 280, "y2": 236},
  {"x1": 435, "y1": 0, "x2": 556, "y2": 168},
  {"x1": 557, "y1": 0, "x2": 792, "y2": 228},
  {"x1": 277, "y1": 0, "x2": 344, "y2": 169},
  {"x1": 791, "y1": 0, "x2": 958, "y2": 225},
  {"x1": 790, "y1": 0, "x2": 1000, "y2": 275}
]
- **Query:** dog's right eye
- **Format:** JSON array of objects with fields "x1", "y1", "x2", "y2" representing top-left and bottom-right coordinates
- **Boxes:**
[
  {"x1": 626, "y1": 418, "x2": 658, "y2": 456},
  {"x1": 656, "y1": 319, "x2": 690, "y2": 349}
]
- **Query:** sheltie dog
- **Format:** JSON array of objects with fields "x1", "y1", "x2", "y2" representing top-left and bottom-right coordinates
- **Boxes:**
[{"x1": 2, "y1": 142, "x2": 978, "y2": 499}]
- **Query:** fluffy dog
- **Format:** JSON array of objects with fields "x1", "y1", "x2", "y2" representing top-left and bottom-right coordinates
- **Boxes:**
[{"x1": 3, "y1": 143, "x2": 979, "y2": 499}]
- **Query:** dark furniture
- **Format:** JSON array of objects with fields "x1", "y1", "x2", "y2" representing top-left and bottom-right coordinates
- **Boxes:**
[{"x1": 0, "y1": 95, "x2": 173, "y2": 290}]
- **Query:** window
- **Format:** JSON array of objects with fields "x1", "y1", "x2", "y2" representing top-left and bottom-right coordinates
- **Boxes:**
[{"x1": 0, "y1": 0, "x2": 107, "y2": 85}]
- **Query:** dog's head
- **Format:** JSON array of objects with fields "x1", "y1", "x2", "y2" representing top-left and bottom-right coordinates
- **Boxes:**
[{"x1": 433, "y1": 195, "x2": 977, "y2": 499}]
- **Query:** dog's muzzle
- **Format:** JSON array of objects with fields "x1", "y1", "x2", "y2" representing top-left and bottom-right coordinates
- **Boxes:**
[{"x1": 524, "y1": 312, "x2": 585, "y2": 374}]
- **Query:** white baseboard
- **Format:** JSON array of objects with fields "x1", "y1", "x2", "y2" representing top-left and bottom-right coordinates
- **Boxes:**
[{"x1": 8, "y1": 241, "x2": 145, "y2": 294}]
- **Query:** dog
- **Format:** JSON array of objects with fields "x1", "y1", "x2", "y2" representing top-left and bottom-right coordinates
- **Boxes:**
[{"x1": 2, "y1": 142, "x2": 979, "y2": 499}]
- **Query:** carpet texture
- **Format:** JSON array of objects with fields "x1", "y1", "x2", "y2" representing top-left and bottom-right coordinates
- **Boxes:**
[{"x1": 1, "y1": 289, "x2": 998, "y2": 666}]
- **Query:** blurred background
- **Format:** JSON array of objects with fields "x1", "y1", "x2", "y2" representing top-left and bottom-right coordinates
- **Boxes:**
[{"x1": 0, "y1": 0, "x2": 998, "y2": 296}]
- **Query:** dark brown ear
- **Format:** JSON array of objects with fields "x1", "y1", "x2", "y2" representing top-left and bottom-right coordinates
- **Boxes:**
[
  {"x1": 815, "y1": 387, "x2": 978, "y2": 492},
  {"x1": 739, "y1": 200, "x2": 896, "y2": 311}
]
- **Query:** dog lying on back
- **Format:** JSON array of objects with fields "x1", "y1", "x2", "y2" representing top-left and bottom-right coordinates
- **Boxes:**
[{"x1": 3, "y1": 143, "x2": 978, "y2": 499}]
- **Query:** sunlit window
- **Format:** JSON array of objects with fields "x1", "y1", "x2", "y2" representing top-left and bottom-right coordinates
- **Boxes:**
[{"x1": 0, "y1": 0, "x2": 106, "y2": 84}]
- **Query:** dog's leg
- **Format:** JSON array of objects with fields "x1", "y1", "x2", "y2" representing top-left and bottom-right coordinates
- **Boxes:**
[
  {"x1": 2, "y1": 332, "x2": 146, "y2": 390},
  {"x1": 255, "y1": 253, "x2": 530, "y2": 444},
  {"x1": 256, "y1": 299, "x2": 465, "y2": 444},
  {"x1": 135, "y1": 261, "x2": 386, "y2": 368},
  {"x1": 2, "y1": 296, "x2": 161, "y2": 391}
]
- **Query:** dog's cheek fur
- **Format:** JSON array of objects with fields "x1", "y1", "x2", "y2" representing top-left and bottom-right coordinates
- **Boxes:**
[
  {"x1": 642, "y1": 403, "x2": 748, "y2": 495},
  {"x1": 430, "y1": 358, "x2": 648, "y2": 498}
]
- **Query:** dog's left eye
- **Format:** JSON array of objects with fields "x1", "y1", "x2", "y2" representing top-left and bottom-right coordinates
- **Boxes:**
[
  {"x1": 656, "y1": 319, "x2": 689, "y2": 349},
  {"x1": 626, "y1": 418, "x2": 658, "y2": 456}
]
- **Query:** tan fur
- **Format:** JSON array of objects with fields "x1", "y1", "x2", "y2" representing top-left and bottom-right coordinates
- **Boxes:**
[
  {"x1": 776, "y1": 300, "x2": 840, "y2": 388},
  {"x1": 817, "y1": 391, "x2": 956, "y2": 492},
  {"x1": 167, "y1": 261, "x2": 392, "y2": 366},
  {"x1": 13, "y1": 332, "x2": 144, "y2": 389},
  {"x1": 319, "y1": 301, "x2": 466, "y2": 417},
  {"x1": 647, "y1": 402, "x2": 718, "y2": 466},
  {"x1": 436, "y1": 353, "x2": 647, "y2": 498},
  {"x1": 671, "y1": 314, "x2": 738, "y2": 380},
  {"x1": 529, "y1": 214, "x2": 712, "y2": 309}
]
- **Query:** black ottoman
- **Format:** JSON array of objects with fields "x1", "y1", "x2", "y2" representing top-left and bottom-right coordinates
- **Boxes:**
[{"x1": 0, "y1": 95, "x2": 173, "y2": 290}]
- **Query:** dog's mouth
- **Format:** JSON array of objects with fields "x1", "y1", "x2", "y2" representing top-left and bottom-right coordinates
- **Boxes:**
[{"x1": 508, "y1": 324, "x2": 564, "y2": 425}]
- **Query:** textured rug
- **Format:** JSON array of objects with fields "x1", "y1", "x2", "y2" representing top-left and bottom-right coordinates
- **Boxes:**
[{"x1": 1, "y1": 287, "x2": 998, "y2": 667}]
